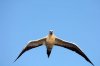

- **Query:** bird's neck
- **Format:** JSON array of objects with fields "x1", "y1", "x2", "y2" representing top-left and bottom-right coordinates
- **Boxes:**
[
  {"x1": 49, "y1": 34, "x2": 53, "y2": 37},
  {"x1": 48, "y1": 34, "x2": 56, "y2": 40}
]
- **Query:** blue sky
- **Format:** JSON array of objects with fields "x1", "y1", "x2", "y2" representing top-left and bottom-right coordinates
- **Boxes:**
[{"x1": 0, "y1": 0, "x2": 100, "y2": 66}]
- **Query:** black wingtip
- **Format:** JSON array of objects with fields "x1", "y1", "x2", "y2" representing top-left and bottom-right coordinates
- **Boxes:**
[
  {"x1": 13, "y1": 59, "x2": 17, "y2": 63},
  {"x1": 13, "y1": 55, "x2": 20, "y2": 63},
  {"x1": 13, "y1": 50, "x2": 25, "y2": 63},
  {"x1": 84, "y1": 55, "x2": 94, "y2": 66},
  {"x1": 92, "y1": 63, "x2": 94, "y2": 66},
  {"x1": 90, "y1": 61, "x2": 94, "y2": 66}
]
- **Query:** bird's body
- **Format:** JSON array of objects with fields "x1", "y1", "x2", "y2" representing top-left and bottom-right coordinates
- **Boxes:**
[
  {"x1": 14, "y1": 30, "x2": 94, "y2": 66},
  {"x1": 45, "y1": 31, "x2": 56, "y2": 57},
  {"x1": 46, "y1": 34, "x2": 55, "y2": 45}
]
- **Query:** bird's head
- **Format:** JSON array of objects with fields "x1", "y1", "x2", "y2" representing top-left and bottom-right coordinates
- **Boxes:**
[{"x1": 49, "y1": 30, "x2": 53, "y2": 35}]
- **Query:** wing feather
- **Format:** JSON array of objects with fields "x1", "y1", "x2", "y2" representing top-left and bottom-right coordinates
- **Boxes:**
[
  {"x1": 55, "y1": 38, "x2": 94, "y2": 66},
  {"x1": 14, "y1": 38, "x2": 46, "y2": 62}
]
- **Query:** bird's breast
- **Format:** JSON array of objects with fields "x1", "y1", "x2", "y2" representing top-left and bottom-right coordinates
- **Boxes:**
[{"x1": 46, "y1": 35, "x2": 55, "y2": 45}]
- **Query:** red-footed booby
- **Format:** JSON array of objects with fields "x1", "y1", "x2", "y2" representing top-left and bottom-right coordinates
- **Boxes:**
[{"x1": 14, "y1": 30, "x2": 94, "y2": 66}]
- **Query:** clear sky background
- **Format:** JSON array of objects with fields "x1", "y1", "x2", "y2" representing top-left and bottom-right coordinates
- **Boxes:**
[{"x1": 0, "y1": 0, "x2": 100, "y2": 66}]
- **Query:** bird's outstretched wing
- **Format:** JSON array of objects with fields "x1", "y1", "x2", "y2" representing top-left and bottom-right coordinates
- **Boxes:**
[
  {"x1": 55, "y1": 38, "x2": 94, "y2": 66},
  {"x1": 14, "y1": 38, "x2": 46, "y2": 62}
]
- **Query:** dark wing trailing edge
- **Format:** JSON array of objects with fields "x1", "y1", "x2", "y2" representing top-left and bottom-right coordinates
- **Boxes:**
[
  {"x1": 14, "y1": 38, "x2": 46, "y2": 62},
  {"x1": 55, "y1": 38, "x2": 94, "y2": 66}
]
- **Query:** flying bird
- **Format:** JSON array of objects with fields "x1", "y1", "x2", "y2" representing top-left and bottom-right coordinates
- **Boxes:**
[{"x1": 14, "y1": 30, "x2": 94, "y2": 66}]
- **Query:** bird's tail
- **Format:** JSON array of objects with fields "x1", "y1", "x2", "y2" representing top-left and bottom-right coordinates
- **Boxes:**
[{"x1": 47, "y1": 46, "x2": 53, "y2": 58}]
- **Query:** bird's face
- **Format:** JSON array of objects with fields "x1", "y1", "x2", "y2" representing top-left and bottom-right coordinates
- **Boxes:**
[{"x1": 49, "y1": 30, "x2": 53, "y2": 35}]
